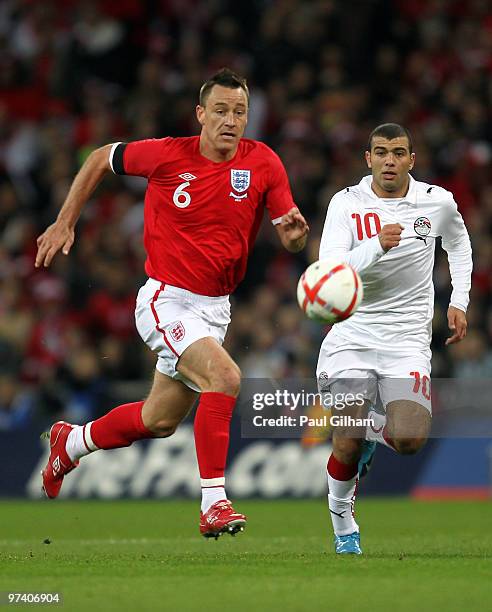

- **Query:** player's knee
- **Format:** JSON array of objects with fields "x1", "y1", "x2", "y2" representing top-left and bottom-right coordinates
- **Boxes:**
[
  {"x1": 333, "y1": 436, "x2": 363, "y2": 464},
  {"x1": 210, "y1": 363, "x2": 241, "y2": 397},
  {"x1": 393, "y1": 437, "x2": 427, "y2": 455}
]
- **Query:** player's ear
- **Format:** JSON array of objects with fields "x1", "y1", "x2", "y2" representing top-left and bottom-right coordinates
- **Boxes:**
[
  {"x1": 365, "y1": 150, "x2": 372, "y2": 169},
  {"x1": 196, "y1": 105, "x2": 205, "y2": 126},
  {"x1": 409, "y1": 152, "x2": 415, "y2": 170}
]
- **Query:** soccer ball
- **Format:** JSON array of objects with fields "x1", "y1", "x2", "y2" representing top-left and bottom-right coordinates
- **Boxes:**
[{"x1": 297, "y1": 258, "x2": 363, "y2": 323}]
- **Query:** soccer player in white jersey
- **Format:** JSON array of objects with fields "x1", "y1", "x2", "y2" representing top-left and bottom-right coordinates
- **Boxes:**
[{"x1": 317, "y1": 123, "x2": 472, "y2": 554}]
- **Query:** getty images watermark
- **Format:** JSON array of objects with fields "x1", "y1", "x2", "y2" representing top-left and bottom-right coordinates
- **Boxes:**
[
  {"x1": 244, "y1": 389, "x2": 372, "y2": 436},
  {"x1": 240, "y1": 377, "x2": 492, "y2": 439}
]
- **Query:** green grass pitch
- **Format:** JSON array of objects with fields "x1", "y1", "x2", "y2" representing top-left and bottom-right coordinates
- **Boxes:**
[{"x1": 0, "y1": 499, "x2": 491, "y2": 611}]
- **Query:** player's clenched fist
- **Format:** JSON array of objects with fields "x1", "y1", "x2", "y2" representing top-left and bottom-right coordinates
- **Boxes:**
[{"x1": 378, "y1": 223, "x2": 404, "y2": 252}]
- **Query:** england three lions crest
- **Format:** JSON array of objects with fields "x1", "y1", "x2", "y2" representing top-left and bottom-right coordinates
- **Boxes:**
[
  {"x1": 230, "y1": 169, "x2": 251, "y2": 193},
  {"x1": 169, "y1": 321, "x2": 185, "y2": 342}
]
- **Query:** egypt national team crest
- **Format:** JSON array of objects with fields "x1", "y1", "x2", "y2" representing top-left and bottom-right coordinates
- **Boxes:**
[
  {"x1": 230, "y1": 169, "x2": 250, "y2": 200},
  {"x1": 414, "y1": 217, "x2": 431, "y2": 243},
  {"x1": 169, "y1": 321, "x2": 185, "y2": 342}
]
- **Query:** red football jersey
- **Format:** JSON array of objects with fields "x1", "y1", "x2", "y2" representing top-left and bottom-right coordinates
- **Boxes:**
[{"x1": 110, "y1": 136, "x2": 296, "y2": 296}]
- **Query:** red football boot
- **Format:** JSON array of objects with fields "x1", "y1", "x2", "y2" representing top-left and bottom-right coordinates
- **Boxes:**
[
  {"x1": 199, "y1": 500, "x2": 246, "y2": 539},
  {"x1": 41, "y1": 421, "x2": 78, "y2": 499}
]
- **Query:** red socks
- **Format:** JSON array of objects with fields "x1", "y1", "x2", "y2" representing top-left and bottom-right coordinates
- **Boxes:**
[
  {"x1": 91, "y1": 401, "x2": 154, "y2": 449},
  {"x1": 194, "y1": 392, "x2": 236, "y2": 486},
  {"x1": 88, "y1": 393, "x2": 236, "y2": 490},
  {"x1": 327, "y1": 453, "x2": 358, "y2": 480}
]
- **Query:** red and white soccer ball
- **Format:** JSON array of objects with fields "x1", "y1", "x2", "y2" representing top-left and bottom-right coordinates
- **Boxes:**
[{"x1": 297, "y1": 258, "x2": 363, "y2": 324}]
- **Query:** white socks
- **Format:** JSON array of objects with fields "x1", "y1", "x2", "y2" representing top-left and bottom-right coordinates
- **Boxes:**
[
  {"x1": 201, "y1": 486, "x2": 227, "y2": 513},
  {"x1": 66, "y1": 423, "x2": 98, "y2": 462},
  {"x1": 327, "y1": 472, "x2": 359, "y2": 536},
  {"x1": 366, "y1": 410, "x2": 394, "y2": 450},
  {"x1": 326, "y1": 410, "x2": 396, "y2": 537}
]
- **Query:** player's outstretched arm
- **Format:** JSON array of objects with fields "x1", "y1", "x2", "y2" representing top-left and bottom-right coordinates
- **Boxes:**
[
  {"x1": 275, "y1": 207, "x2": 309, "y2": 253},
  {"x1": 440, "y1": 195, "x2": 472, "y2": 344},
  {"x1": 35, "y1": 144, "x2": 113, "y2": 268}
]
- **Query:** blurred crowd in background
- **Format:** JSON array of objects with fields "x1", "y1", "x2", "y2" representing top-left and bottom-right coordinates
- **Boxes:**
[{"x1": 1, "y1": 0, "x2": 492, "y2": 430}]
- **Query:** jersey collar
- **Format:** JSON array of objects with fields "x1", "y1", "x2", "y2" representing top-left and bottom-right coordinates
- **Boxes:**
[{"x1": 359, "y1": 174, "x2": 418, "y2": 207}]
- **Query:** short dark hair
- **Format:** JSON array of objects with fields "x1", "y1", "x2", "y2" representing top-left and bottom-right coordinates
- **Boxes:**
[
  {"x1": 367, "y1": 123, "x2": 413, "y2": 153},
  {"x1": 199, "y1": 68, "x2": 249, "y2": 106}
]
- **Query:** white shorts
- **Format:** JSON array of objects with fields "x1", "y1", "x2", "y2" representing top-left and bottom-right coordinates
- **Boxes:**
[
  {"x1": 317, "y1": 333, "x2": 432, "y2": 413},
  {"x1": 135, "y1": 278, "x2": 231, "y2": 392}
]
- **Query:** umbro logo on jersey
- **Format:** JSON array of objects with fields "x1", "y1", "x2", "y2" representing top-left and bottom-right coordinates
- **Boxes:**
[{"x1": 178, "y1": 173, "x2": 197, "y2": 181}]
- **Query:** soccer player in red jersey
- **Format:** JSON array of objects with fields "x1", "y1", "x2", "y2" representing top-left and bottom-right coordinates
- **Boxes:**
[{"x1": 35, "y1": 68, "x2": 309, "y2": 538}]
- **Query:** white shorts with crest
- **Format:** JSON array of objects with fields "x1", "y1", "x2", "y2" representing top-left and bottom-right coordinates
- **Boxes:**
[
  {"x1": 317, "y1": 332, "x2": 432, "y2": 413},
  {"x1": 135, "y1": 278, "x2": 231, "y2": 392}
]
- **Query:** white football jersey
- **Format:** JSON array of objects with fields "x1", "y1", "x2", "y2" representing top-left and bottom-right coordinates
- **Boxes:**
[{"x1": 319, "y1": 175, "x2": 472, "y2": 351}]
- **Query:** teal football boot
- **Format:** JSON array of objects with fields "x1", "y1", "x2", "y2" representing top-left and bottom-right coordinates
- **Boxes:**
[{"x1": 334, "y1": 531, "x2": 362, "y2": 555}]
